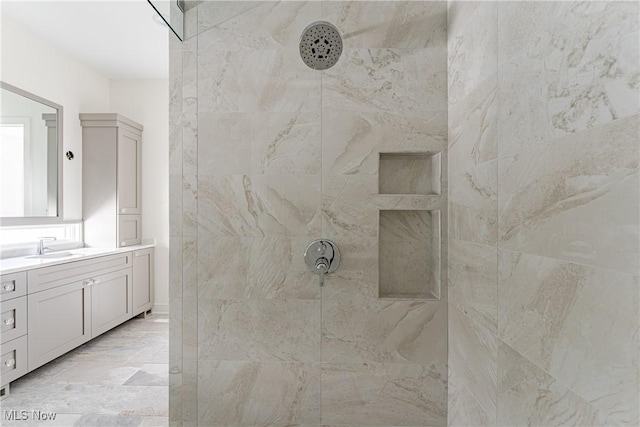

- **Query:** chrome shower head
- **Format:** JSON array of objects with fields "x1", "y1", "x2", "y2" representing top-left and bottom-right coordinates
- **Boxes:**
[{"x1": 299, "y1": 21, "x2": 343, "y2": 70}]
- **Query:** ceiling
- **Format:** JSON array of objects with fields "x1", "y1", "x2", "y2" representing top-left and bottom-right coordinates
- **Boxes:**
[{"x1": 2, "y1": 0, "x2": 170, "y2": 80}]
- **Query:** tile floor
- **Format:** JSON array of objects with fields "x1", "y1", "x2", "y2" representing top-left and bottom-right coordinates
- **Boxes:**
[{"x1": 1, "y1": 314, "x2": 168, "y2": 426}]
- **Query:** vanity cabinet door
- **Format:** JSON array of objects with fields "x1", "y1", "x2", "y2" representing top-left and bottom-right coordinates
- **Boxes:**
[
  {"x1": 132, "y1": 248, "x2": 154, "y2": 316},
  {"x1": 117, "y1": 215, "x2": 142, "y2": 247},
  {"x1": 91, "y1": 268, "x2": 133, "y2": 338},
  {"x1": 116, "y1": 128, "x2": 141, "y2": 215},
  {"x1": 28, "y1": 281, "x2": 91, "y2": 371},
  {"x1": 81, "y1": 114, "x2": 144, "y2": 248}
]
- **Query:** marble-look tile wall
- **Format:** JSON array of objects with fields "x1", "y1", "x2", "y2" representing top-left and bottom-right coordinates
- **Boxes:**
[
  {"x1": 448, "y1": 1, "x2": 640, "y2": 426},
  {"x1": 170, "y1": 2, "x2": 448, "y2": 426}
]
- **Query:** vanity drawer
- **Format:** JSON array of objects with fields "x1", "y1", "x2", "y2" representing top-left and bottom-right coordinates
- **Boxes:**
[
  {"x1": 0, "y1": 297, "x2": 27, "y2": 345},
  {"x1": 0, "y1": 335, "x2": 27, "y2": 386},
  {"x1": 27, "y1": 253, "x2": 131, "y2": 294},
  {"x1": 0, "y1": 272, "x2": 27, "y2": 302}
]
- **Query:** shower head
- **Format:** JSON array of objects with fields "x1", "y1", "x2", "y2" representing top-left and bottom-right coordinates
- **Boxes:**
[{"x1": 299, "y1": 21, "x2": 343, "y2": 70}]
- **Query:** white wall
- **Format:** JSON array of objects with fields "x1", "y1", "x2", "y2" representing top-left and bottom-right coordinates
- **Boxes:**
[
  {"x1": 1, "y1": 14, "x2": 111, "y2": 220},
  {"x1": 110, "y1": 80, "x2": 169, "y2": 313}
]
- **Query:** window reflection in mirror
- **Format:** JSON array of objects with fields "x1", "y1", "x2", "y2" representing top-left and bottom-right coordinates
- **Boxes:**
[{"x1": 0, "y1": 82, "x2": 62, "y2": 221}]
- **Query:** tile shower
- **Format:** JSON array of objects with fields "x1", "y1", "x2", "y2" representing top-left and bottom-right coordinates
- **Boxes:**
[
  {"x1": 169, "y1": 1, "x2": 639, "y2": 426},
  {"x1": 448, "y1": 1, "x2": 639, "y2": 426}
]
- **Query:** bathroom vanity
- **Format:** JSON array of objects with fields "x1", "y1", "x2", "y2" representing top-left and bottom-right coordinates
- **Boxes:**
[
  {"x1": 0, "y1": 85, "x2": 159, "y2": 400},
  {"x1": 0, "y1": 245, "x2": 154, "y2": 398}
]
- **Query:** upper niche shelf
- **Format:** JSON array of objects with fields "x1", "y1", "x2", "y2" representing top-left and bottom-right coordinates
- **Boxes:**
[{"x1": 379, "y1": 152, "x2": 441, "y2": 195}]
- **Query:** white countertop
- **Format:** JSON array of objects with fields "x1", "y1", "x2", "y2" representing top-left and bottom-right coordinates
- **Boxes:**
[{"x1": 0, "y1": 244, "x2": 155, "y2": 275}]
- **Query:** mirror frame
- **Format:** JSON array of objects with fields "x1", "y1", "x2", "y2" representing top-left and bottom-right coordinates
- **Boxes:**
[{"x1": 0, "y1": 81, "x2": 64, "y2": 226}]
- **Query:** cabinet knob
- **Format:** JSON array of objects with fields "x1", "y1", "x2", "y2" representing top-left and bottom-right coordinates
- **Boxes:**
[
  {"x1": 120, "y1": 209, "x2": 126, "y2": 213},
  {"x1": 3, "y1": 318, "x2": 14, "y2": 326},
  {"x1": 84, "y1": 280, "x2": 93, "y2": 287},
  {"x1": 4, "y1": 359, "x2": 15, "y2": 368},
  {"x1": 92, "y1": 278, "x2": 100, "y2": 285},
  {"x1": 3, "y1": 283, "x2": 15, "y2": 291}
]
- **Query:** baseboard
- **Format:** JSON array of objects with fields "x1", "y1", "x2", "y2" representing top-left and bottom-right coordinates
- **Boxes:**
[{"x1": 153, "y1": 303, "x2": 169, "y2": 315}]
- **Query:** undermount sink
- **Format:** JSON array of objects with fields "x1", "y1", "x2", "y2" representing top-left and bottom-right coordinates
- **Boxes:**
[{"x1": 26, "y1": 251, "x2": 75, "y2": 259}]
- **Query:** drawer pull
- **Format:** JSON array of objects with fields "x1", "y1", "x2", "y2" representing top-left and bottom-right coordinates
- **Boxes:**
[
  {"x1": 84, "y1": 278, "x2": 100, "y2": 286},
  {"x1": 134, "y1": 252, "x2": 140, "y2": 256},
  {"x1": 3, "y1": 318, "x2": 14, "y2": 325},
  {"x1": 121, "y1": 209, "x2": 126, "y2": 213},
  {"x1": 4, "y1": 359, "x2": 15, "y2": 368},
  {"x1": 2, "y1": 283, "x2": 15, "y2": 292}
]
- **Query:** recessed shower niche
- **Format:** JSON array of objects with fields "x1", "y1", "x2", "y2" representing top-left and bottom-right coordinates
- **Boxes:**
[
  {"x1": 377, "y1": 151, "x2": 444, "y2": 300},
  {"x1": 379, "y1": 152, "x2": 442, "y2": 195},
  {"x1": 379, "y1": 209, "x2": 441, "y2": 300}
]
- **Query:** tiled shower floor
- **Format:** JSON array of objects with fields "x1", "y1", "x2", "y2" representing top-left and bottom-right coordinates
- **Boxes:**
[{"x1": 0, "y1": 314, "x2": 168, "y2": 426}]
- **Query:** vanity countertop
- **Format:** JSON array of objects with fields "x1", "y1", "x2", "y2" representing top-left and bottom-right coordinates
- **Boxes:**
[{"x1": 0, "y1": 244, "x2": 155, "y2": 275}]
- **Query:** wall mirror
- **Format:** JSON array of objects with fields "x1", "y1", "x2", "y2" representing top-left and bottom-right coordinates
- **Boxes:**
[{"x1": 0, "y1": 82, "x2": 63, "y2": 224}]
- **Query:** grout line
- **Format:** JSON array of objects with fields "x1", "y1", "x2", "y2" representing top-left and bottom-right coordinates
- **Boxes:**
[
  {"x1": 495, "y1": 2, "x2": 500, "y2": 424},
  {"x1": 193, "y1": 24, "x2": 199, "y2": 425},
  {"x1": 319, "y1": 3, "x2": 324, "y2": 424}
]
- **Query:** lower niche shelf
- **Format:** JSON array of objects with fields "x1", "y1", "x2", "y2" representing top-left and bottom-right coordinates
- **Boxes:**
[{"x1": 378, "y1": 209, "x2": 441, "y2": 300}]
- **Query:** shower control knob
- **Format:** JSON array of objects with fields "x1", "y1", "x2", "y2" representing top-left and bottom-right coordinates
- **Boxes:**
[
  {"x1": 316, "y1": 258, "x2": 329, "y2": 272},
  {"x1": 316, "y1": 258, "x2": 329, "y2": 287},
  {"x1": 304, "y1": 239, "x2": 340, "y2": 287}
]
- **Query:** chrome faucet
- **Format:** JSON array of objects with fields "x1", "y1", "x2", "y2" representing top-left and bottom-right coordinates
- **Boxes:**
[{"x1": 37, "y1": 237, "x2": 56, "y2": 255}]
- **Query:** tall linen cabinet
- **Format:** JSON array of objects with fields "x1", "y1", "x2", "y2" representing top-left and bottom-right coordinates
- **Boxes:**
[{"x1": 81, "y1": 113, "x2": 143, "y2": 247}]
